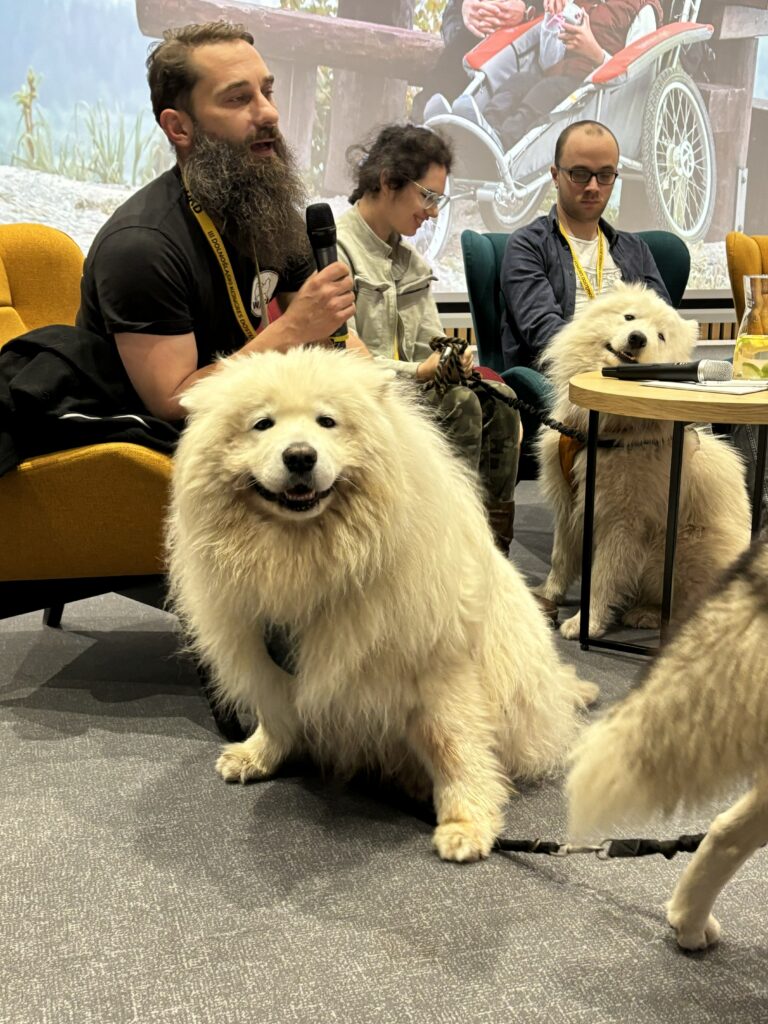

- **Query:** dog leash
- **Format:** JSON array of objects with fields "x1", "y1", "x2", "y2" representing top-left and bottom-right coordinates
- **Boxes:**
[
  {"x1": 429, "y1": 338, "x2": 678, "y2": 450},
  {"x1": 493, "y1": 833, "x2": 707, "y2": 860}
]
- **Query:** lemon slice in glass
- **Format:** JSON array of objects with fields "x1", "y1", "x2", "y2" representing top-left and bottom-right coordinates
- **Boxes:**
[{"x1": 739, "y1": 362, "x2": 763, "y2": 379}]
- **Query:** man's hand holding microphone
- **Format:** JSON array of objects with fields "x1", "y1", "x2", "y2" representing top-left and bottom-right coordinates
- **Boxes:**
[
  {"x1": 271, "y1": 202, "x2": 370, "y2": 355},
  {"x1": 281, "y1": 262, "x2": 357, "y2": 347}
]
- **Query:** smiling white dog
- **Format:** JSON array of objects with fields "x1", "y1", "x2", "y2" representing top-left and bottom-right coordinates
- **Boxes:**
[
  {"x1": 536, "y1": 282, "x2": 750, "y2": 639},
  {"x1": 167, "y1": 347, "x2": 597, "y2": 862}
]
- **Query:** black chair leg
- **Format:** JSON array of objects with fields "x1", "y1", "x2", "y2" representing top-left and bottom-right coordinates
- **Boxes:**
[
  {"x1": 197, "y1": 661, "x2": 247, "y2": 742},
  {"x1": 43, "y1": 604, "x2": 64, "y2": 628}
]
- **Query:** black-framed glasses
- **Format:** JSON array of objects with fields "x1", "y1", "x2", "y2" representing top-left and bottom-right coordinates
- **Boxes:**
[
  {"x1": 558, "y1": 166, "x2": 620, "y2": 186},
  {"x1": 408, "y1": 178, "x2": 450, "y2": 211}
]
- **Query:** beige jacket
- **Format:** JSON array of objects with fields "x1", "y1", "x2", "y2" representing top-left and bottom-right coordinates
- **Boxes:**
[{"x1": 336, "y1": 204, "x2": 444, "y2": 376}]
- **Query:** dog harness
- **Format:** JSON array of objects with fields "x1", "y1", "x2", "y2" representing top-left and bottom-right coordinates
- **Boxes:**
[{"x1": 557, "y1": 427, "x2": 699, "y2": 490}]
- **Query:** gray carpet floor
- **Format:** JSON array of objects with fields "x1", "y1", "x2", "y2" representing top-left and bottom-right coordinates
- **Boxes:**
[{"x1": 2, "y1": 481, "x2": 766, "y2": 1024}]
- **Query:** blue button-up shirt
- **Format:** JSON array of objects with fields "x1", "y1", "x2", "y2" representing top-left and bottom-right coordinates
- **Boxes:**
[{"x1": 500, "y1": 206, "x2": 671, "y2": 369}]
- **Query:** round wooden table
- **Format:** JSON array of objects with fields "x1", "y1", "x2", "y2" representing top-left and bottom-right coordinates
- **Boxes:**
[{"x1": 569, "y1": 371, "x2": 768, "y2": 655}]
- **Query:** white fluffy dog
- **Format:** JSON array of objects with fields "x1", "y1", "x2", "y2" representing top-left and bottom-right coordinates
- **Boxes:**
[
  {"x1": 536, "y1": 282, "x2": 750, "y2": 640},
  {"x1": 167, "y1": 347, "x2": 597, "y2": 862},
  {"x1": 568, "y1": 540, "x2": 768, "y2": 950}
]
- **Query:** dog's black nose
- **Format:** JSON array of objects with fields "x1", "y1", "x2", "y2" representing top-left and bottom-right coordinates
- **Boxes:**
[
  {"x1": 283, "y1": 444, "x2": 317, "y2": 474},
  {"x1": 627, "y1": 331, "x2": 647, "y2": 351}
]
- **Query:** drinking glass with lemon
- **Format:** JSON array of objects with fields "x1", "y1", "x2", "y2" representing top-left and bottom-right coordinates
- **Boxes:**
[{"x1": 733, "y1": 275, "x2": 768, "y2": 380}]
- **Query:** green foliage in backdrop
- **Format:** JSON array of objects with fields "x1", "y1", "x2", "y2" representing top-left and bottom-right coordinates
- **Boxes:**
[{"x1": 12, "y1": 68, "x2": 168, "y2": 186}]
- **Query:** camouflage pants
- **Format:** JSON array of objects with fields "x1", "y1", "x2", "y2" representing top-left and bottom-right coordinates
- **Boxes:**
[{"x1": 422, "y1": 381, "x2": 521, "y2": 501}]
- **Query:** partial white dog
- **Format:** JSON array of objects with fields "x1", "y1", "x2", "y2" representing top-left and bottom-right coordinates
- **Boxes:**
[
  {"x1": 167, "y1": 347, "x2": 597, "y2": 862},
  {"x1": 568, "y1": 540, "x2": 768, "y2": 950},
  {"x1": 536, "y1": 282, "x2": 750, "y2": 640}
]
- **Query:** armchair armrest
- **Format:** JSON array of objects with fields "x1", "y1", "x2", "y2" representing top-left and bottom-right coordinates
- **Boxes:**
[
  {"x1": 500, "y1": 365, "x2": 554, "y2": 412},
  {"x1": 0, "y1": 443, "x2": 172, "y2": 580}
]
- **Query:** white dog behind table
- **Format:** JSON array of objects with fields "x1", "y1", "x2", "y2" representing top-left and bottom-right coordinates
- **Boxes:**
[
  {"x1": 167, "y1": 346, "x2": 597, "y2": 863},
  {"x1": 535, "y1": 281, "x2": 751, "y2": 640}
]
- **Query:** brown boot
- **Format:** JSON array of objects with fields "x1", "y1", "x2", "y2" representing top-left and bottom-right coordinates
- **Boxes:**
[{"x1": 486, "y1": 499, "x2": 515, "y2": 555}]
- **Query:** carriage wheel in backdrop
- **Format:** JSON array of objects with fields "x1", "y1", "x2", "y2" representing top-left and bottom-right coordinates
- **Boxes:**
[{"x1": 641, "y1": 67, "x2": 716, "y2": 242}]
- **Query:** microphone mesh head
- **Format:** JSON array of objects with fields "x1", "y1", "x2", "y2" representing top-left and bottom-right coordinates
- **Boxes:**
[
  {"x1": 699, "y1": 360, "x2": 733, "y2": 381},
  {"x1": 306, "y1": 202, "x2": 335, "y2": 239}
]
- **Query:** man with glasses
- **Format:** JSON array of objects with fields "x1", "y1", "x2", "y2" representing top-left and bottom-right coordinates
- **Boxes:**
[{"x1": 499, "y1": 120, "x2": 670, "y2": 369}]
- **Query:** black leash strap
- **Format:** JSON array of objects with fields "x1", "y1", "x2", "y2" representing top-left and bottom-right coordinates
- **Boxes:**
[
  {"x1": 493, "y1": 833, "x2": 707, "y2": 860},
  {"x1": 470, "y1": 373, "x2": 669, "y2": 450},
  {"x1": 602, "y1": 834, "x2": 707, "y2": 860},
  {"x1": 429, "y1": 338, "x2": 671, "y2": 450},
  {"x1": 428, "y1": 338, "x2": 609, "y2": 446},
  {"x1": 494, "y1": 838, "x2": 566, "y2": 856}
]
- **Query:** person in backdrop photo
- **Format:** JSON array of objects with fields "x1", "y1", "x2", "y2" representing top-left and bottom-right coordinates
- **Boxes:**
[
  {"x1": 500, "y1": 119, "x2": 670, "y2": 369},
  {"x1": 413, "y1": 0, "x2": 529, "y2": 121},
  {"x1": 335, "y1": 123, "x2": 556, "y2": 622},
  {"x1": 75, "y1": 19, "x2": 364, "y2": 427},
  {"x1": 452, "y1": 0, "x2": 662, "y2": 153}
]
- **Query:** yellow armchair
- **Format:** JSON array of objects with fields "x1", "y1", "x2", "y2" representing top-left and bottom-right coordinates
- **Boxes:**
[
  {"x1": 0, "y1": 223, "x2": 171, "y2": 617},
  {"x1": 725, "y1": 231, "x2": 768, "y2": 326},
  {"x1": 0, "y1": 223, "x2": 242, "y2": 740}
]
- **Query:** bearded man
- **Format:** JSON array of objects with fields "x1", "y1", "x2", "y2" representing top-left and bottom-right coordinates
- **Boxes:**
[{"x1": 77, "y1": 21, "x2": 360, "y2": 423}]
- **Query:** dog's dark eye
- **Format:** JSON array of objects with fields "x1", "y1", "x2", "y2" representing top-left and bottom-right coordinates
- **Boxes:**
[
  {"x1": 317, "y1": 415, "x2": 336, "y2": 429},
  {"x1": 624, "y1": 314, "x2": 635, "y2": 321},
  {"x1": 253, "y1": 418, "x2": 274, "y2": 431},
  {"x1": 658, "y1": 332, "x2": 665, "y2": 342}
]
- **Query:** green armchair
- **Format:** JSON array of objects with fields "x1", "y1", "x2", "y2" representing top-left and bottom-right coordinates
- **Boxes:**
[{"x1": 461, "y1": 228, "x2": 691, "y2": 479}]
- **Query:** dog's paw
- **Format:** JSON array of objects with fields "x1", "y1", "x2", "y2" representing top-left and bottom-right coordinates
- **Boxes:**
[
  {"x1": 432, "y1": 821, "x2": 493, "y2": 863},
  {"x1": 560, "y1": 612, "x2": 607, "y2": 641},
  {"x1": 573, "y1": 680, "x2": 600, "y2": 708},
  {"x1": 215, "y1": 740, "x2": 277, "y2": 783},
  {"x1": 559, "y1": 613, "x2": 582, "y2": 640},
  {"x1": 666, "y1": 903, "x2": 721, "y2": 951},
  {"x1": 622, "y1": 605, "x2": 661, "y2": 630}
]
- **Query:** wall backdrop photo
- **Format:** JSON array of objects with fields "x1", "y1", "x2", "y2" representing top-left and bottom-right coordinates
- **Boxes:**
[{"x1": 1, "y1": 0, "x2": 766, "y2": 296}]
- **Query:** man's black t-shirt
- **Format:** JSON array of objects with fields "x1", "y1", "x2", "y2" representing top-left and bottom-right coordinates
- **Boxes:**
[{"x1": 77, "y1": 165, "x2": 313, "y2": 367}]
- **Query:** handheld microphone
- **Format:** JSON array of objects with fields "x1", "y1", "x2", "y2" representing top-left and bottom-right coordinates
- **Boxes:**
[
  {"x1": 305, "y1": 202, "x2": 348, "y2": 350},
  {"x1": 602, "y1": 360, "x2": 733, "y2": 383}
]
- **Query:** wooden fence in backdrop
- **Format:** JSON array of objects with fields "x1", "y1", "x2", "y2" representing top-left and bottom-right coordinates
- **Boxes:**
[{"x1": 135, "y1": 0, "x2": 440, "y2": 192}]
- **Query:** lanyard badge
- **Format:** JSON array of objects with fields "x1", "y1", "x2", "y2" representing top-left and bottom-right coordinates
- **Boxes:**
[{"x1": 559, "y1": 223, "x2": 604, "y2": 301}]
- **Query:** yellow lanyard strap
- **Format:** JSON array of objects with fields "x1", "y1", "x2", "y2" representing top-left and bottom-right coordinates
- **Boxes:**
[
  {"x1": 182, "y1": 176, "x2": 262, "y2": 341},
  {"x1": 559, "y1": 224, "x2": 604, "y2": 301}
]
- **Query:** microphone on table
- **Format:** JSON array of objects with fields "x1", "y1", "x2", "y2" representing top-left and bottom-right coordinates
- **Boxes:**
[
  {"x1": 305, "y1": 202, "x2": 348, "y2": 350},
  {"x1": 602, "y1": 360, "x2": 733, "y2": 383}
]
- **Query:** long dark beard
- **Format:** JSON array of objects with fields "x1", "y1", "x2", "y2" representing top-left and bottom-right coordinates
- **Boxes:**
[{"x1": 183, "y1": 124, "x2": 311, "y2": 271}]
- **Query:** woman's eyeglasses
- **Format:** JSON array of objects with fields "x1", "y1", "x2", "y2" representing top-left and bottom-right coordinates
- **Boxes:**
[
  {"x1": 408, "y1": 179, "x2": 450, "y2": 211},
  {"x1": 558, "y1": 166, "x2": 620, "y2": 186}
]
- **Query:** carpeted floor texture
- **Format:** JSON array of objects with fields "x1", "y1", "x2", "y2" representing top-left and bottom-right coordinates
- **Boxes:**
[{"x1": 2, "y1": 481, "x2": 766, "y2": 1024}]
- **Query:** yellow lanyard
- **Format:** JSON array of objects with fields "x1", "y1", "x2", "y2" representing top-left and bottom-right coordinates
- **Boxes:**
[
  {"x1": 559, "y1": 224, "x2": 604, "y2": 301},
  {"x1": 181, "y1": 175, "x2": 264, "y2": 341}
]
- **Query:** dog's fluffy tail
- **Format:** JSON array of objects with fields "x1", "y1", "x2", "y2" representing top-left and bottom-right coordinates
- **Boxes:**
[{"x1": 567, "y1": 542, "x2": 768, "y2": 839}]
